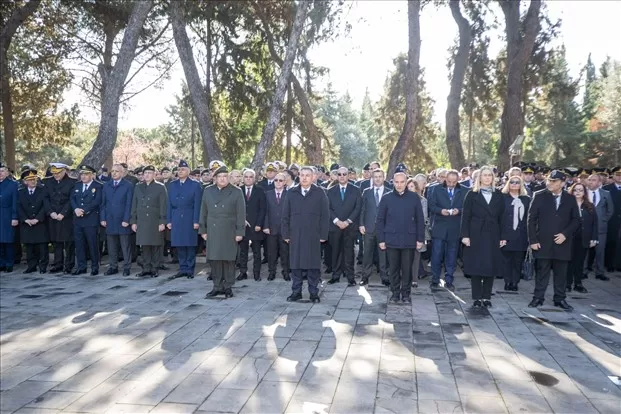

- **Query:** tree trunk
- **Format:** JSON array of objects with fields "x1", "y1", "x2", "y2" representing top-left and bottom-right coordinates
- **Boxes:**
[
  {"x1": 497, "y1": 0, "x2": 541, "y2": 172},
  {"x1": 170, "y1": 1, "x2": 223, "y2": 162},
  {"x1": 0, "y1": 0, "x2": 42, "y2": 170},
  {"x1": 445, "y1": 0, "x2": 469, "y2": 169},
  {"x1": 467, "y1": 110, "x2": 474, "y2": 161},
  {"x1": 250, "y1": 1, "x2": 309, "y2": 171},
  {"x1": 80, "y1": 1, "x2": 153, "y2": 168},
  {"x1": 387, "y1": 0, "x2": 421, "y2": 176},
  {"x1": 285, "y1": 83, "x2": 293, "y2": 166}
]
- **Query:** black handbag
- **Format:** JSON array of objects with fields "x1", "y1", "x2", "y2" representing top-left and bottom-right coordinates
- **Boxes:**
[{"x1": 522, "y1": 248, "x2": 535, "y2": 281}]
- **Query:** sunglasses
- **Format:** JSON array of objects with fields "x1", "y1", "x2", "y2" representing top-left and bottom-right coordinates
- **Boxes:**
[
  {"x1": 274, "y1": 179, "x2": 285, "y2": 182},
  {"x1": 509, "y1": 180, "x2": 521, "y2": 185},
  {"x1": 337, "y1": 173, "x2": 348, "y2": 176}
]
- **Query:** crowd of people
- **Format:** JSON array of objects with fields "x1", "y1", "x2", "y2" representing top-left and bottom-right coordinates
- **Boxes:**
[{"x1": 1, "y1": 158, "x2": 620, "y2": 310}]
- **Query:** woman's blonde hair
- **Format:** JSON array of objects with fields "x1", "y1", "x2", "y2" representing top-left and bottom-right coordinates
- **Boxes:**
[
  {"x1": 472, "y1": 166, "x2": 496, "y2": 193},
  {"x1": 501, "y1": 175, "x2": 528, "y2": 196}
]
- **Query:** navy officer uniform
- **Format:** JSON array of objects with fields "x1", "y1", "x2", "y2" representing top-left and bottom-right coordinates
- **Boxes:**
[
  {"x1": 167, "y1": 160, "x2": 203, "y2": 279},
  {"x1": 0, "y1": 163, "x2": 19, "y2": 272},
  {"x1": 70, "y1": 165, "x2": 103, "y2": 275}
]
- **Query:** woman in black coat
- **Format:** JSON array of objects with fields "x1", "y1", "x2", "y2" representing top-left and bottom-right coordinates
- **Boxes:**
[
  {"x1": 566, "y1": 183, "x2": 598, "y2": 293},
  {"x1": 17, "y1": 170, "x2": 50, "y2": 273},
  {"x1": 461, "y1": 166, "x2": 506, "y2": 308},
  {"x1": 500, "y1": 176, "x2": 531, "y2": 291}
]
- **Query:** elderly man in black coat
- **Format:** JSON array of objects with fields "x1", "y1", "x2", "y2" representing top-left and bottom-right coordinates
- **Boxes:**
[
  {"x1": 528, "y1": 170, "x2": 580, "y2": 310},
  {"x1": 44, "y1": 163, "x2": 76, "y2": 273},
  {"x1": 282, "y1": 167, "x2": 330, "y2": 303},
  {"x1": 238, "y1": 169, "x2": 267, "y2": 281},
  {"x1": 326, "y1": 166, "x2": 362, "y2": 286},
  {"x1": 18, "y1": 169, "x2": 50, "y2": 273},
  {"x1": 376, "y1": 172, "x2": 425, "y2": 304}
]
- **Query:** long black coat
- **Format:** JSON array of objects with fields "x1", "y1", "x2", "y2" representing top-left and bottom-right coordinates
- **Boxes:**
[
  {"x1": 527, "y1": 190, "x2": 580, "y2": 261},
  {"x1": 242, "y1": 185, "x2": 266, "y2": 240},
  {"x1": 281, "y1": 184, "x2": 330, "y2": 270},
  {"x1": 43, "y1": 174, "x2": 75, "y2": 242},
  {"x1": 461, "y1": 190, "x2": 505, "y2": 278},
  {"x1": 575, "y1": 204, "x2": 598, "y2": 248},
  {"x1": 500, "y1": 194, "x2": 530, "y2": 252},
  {"x1": 603, "y1": 183, "x2": 621, "y2": 242},
  {"x1": 376, "y1": 189, "x2": 425, "y2": 249},
  {"x1": 18, "y1": 187, "x2": 50, "y2": 244}
]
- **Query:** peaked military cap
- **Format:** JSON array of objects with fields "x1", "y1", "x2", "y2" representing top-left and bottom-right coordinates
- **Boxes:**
[
  {"x1": 21, "y1": 169, "x2": 38, "y2": 180},
  {"x1": 178, "y1": 160, "x2": 190, "y2": 168},
  {"x1": 213, "y1": 165, "x2": 229, "y2": 177},
  {"x1": 209, "y1": 160, "x2": 224, "y2": 171},
  {"x1": 548, "y1": 169, "x2": 567, "y2": 181},
  {"x1": 142, "y1": 165, "x2": 156, "y2": 172},
  {"x1": 79, "y1": 165, "x2": 96, "y2": 174},
  {"x1": 330, "y1": 163, "x2": 340, "y2": 172}
]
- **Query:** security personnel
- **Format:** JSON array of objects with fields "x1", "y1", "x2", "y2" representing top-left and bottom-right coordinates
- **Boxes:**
[
  {"x1": 131, "y1": 165, "x2": 167, "y2": 277},
  {"x1": 200, "y1": 165, "x2": 246, "y2": 299},
  {"x1": 44, "y1": 163, "x2": 76, "y2": 273},
  {"x1": 0, "y1": 163, "x2": 20, "y2": 273},
  {"x1": 70, "y1": 165, "x2": 103, "y2": 275},
  {"x1": 18, "y1": 169, "x2": 50, "y2": 273},
  {"x1": 167, "y1": 160, "x2": 203, "y2": 279}
]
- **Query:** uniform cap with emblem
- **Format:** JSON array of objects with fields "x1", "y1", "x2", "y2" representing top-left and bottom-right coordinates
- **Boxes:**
[
  {"x1": 362, "y1": 163, "x2": 371, "y2": 171},
  {"x1": 213, "y1": 165, "x2": 229, "y2": 177},
  {"x1": 265, "y1": 162, "x2": 277, "y2": 172},
  {"x1": 79, "y1": 164, "x2": 96, "y2": 174},
  {"x1": 178, "y1": 159, "x2": 190, "y2": 168},
  {"x1": 49, "y1": 162, "x2": 69, "y2": 174},
  {"x1": 593, "y1": 167, "x2": 609, "y2": 177},
  {"x1": 161, "y1": 167, "x2": 171, "y2": 173},
  {"x1": 348, "y1": 167, "x2": 356, "y2": 173},
  {"x1": 395, "y1": 163, "x2": 408, "y2": 173},
  {"x1": 330, "y1": 163, "x2": 340, "y2": 172},
  {"x1": 317, "y1": 165, "x2": 326, "y2": 173},
  {"x1": 521, "y1": 164, "x2": 536, "y2": 174},
  {"x1": 578, "y1": 168, "x2": 590, "y2": 178},
  {"x1": 133, "y1": 166, "x2": 144, "y2": 175},
  {"x1": 142, "y1": 165, "x2": 156, "y2": 172},
  {"x1": 611, "y1": 166, "x2": 621, "y2": 175},
  {"x1": 21, "y1": 169, "x2": 38, "y2": 181},
  {"x1": 548, "y1": 169, "x2": 567, "y2": 181},
  {"x1": 289, "y1": 163, "x2": 300, "y2": 171},
  {"x1": 209, "y1": 160, "x2": 224, "y2": 171},
  {"x1": 191, "y1": 168, "x2": 201, "y2": 175},
  {"x1": 565, "y1": 167, "x2": 579, "y2": 177}
]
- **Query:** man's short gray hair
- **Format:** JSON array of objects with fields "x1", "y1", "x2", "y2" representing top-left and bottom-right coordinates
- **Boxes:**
[
  {"x1": 300, "y1": 166, "x2": 316, "y2": 175},
  {"x1": 242, "y1": 168, "x2": 256, "y2": 177}
]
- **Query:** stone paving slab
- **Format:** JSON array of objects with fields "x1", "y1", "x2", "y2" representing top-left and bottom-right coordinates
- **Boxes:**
[{"x1": 1, "y1": 255, "x2": 620, "y2": 413}]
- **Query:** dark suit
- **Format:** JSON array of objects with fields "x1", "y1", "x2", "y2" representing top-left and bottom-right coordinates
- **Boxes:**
[
  {"x1": 43, "y1": 174, "x2": 76, "y2": 272},
  {"x1": 239, "y1": 185, "x2": 266, "y2": 277},
  {"x1": 603, "y1": 182, "x2": 621, "y2": 270},
  {"x1": 101, "y1": 179, "x2": 134, "y2": 272},
  {"x1": 528, "y1": 189, "x2": 580, "y2": 302},
  {"x1": 428, "y1": 183, "x2": 466, "y2": 285},
  {"x1": 70, "y1": 180, "x2": 103, "y2": 273},
  {"x1": 257, "y1": 178, "x2": 275, "y2": 192},
  {"x1": 327, "y1": 183, "x2": 361, "y2": 282},
  {"x1": 587, "y1": 187, "x2": 614, "y2": 276},
  {"x1": 264, "y1": 189, "x2": 289, "y2": 277},
  {"x1": 568, "y1": 205, "x2": 598, "y2": 287},
  {"x1": 500, "y1": 194, "x2": 530, "y2": 287},
  {"x1": 18, "y1": 187, "x2": 50, "y2": 271},
  {"x1": 359, "y1": 186, "x2": 390, "y2": 282}
]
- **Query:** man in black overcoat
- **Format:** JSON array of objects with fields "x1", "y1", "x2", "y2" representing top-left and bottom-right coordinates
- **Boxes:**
[
  {"x1": 326, "y1": 166, "x2": 361, "y2": 286},
  {"x1": 263, "y1": 172, "x2": 290, "y2": 281},
  {"x1": 44, "y1": 163, "x2": 76, "y2": 273},
  {"x1": 18, "y1": 169, "x2": 50, "y2": 273},
  {"x1": 528, "y1": 170, "x2": 580, "y2": 310},
  {"x1": 603, "y1": 166, "x2": 621, "y2": 271},
  {"x1": 238, "y1": 169, "x2": 267, "y2": 281},
  {"x1": 282, "y1": 167, "x2": 330, "y2": 303}
]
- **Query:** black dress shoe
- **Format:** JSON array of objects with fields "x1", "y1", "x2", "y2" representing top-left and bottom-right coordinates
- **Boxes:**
[
  {"x1": 595, "y1": 274, "x2": 610, "y2": 281},
  {"x1": 430, "y1": 282, "x2": 439, "y2": 289},
  {"x1": 72, "y1": 269, "x2": 86, "y2": 275},
  {"x1": 573, "y1": 285, "x2": 588, "y2": 293},
  {"x1": 310, "y1": 294, "x2": 320, "y2": 303},
  {"x1": 0, "y1": 266, "x2": 5, "y2": 272},
  {"x1": 236, "y1": 272, "x2": 248, "y2": 281},
  {"x1": 224, "y1": 288, "x2": 234, "y2": 298},
  {"x1": 359, "y1": 279, "x2": 369, "y2": 286},
  {"x1": 483, "y1": 300, "x2": 492, "y2": 308},
  {"x1": 207, "y1": 275, "x2": 213, "y2": 280},
  {"x1": 511, "y1": 284, "x2": 519, "y2": 291},
  {"x1": 554, "y1": 300, "x2": 573, "y2": 311},
  {"x1": 327, "y1": 278, "x2": 340, "y2": 285},
  {"x1": 24, "y1": 267, "x2": 37, "y2": 274},
  {"x1": 287, "y1": 293, "x2": 303, "y2": 302},
  {"x1": 39, "y1": 269, "x2": 47, "y2": 274},
  {"x1": 205, "y1": 289, "x2": 222, "y2": 298},
  {"x1": 136, "y1": 271, "x2": 151, "y2": 277},
  {"x1": 566, "y1": 286, "x2": 572, "y2": 292},
  {"x1": 356, "y1": 259, "x2": 363, "y2": 265},
  {"x1": 324, "y1": 268, "x2": 332, "y2": 274},
  {"x1": 91, "y1": 270, "x2": 99, "y2": 276},
  {"x1": 261, "y1": 258, "x2": 268, "y2": 264},
  {"x1": 105, "y1": 268, "x2": 118, "y2": 276},
  {"x1": 267, "y1": 273, "x2": 276, "y2": 281},
  {"x1": 402, "y1": 296, "x2": 412, "y2": 304},
  {"x1": 347, "y1": 279, "x2": 356, "y2": 287},
  {"x1": 283, "y1": 274, "x2": 291, "y2": 281},
  {"x1": 473, "y1": 300, "x2": 482, "y2": 308},
  {"x1": 382, "y1": 280, "x2": 391, "y2": 287},
  {"x1": 186, "y1": 273, "x2": 194, "y2": 279},
  {"x1": 151, "y1": 271, "x2": 159, "y2": 278},
  {"x1": 389, "y1": 294, "x2": 400, "y2": 304},
  {"x1": 5, "y1": 267, "x2": 12, "y2": 273},
  {"x1": 159, "y1": 265, "x2": 169, "y2": 270},
  {"x1": 123, "y1": 269, "x2": 130, "y2": 276},
  {"x1": 254, "y1": 274, "x2": 261, "y2": 281},
  {"x1": 446, "y1": 283, "x2": 455, "y2": 292},
  {"x1": 168, "y1": 272, "x2": 185, "y2": 280},
  {"x1": 49, "y1": 266, "x2": 62, "y2": 273},
  {"x1": 528, "y1": 298, "x2": 544, "y2": 308}
]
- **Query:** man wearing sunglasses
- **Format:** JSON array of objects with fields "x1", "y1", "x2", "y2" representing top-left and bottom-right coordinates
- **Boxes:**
[{"x1": 326, "y1": 167, "x2": 362, "y2": 286}]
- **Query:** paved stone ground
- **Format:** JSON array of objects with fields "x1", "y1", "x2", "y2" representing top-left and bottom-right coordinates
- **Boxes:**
[{"x1": 1, "y1": 254, "x2": 620, "y2": 414}]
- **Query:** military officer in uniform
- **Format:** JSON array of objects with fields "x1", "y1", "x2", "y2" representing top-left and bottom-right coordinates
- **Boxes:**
[
  {"x1": 70, "y1": 165, "x2": 103, "y2": 275},
  {"x1": 131, "y1": 165, "x2": 167, "y2": 277},
  {"x1": 44, "y1": 163, "x2": 76, "y2": 273},
  {"x1": 167, "y1": 160, "x2": 203, "y2": 279},
  {"x1": 18, "y1": 169, "x2": 50, "y2": 273},
  {"x1": 0, "y1": 163, "x2": 19, "y2": 273},
  {"x1": 200, "y1": 165, "x2": 246, "y2": 299}
]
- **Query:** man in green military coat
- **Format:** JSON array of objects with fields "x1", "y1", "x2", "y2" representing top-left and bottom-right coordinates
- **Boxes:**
[
  {"x1": 131, "y1": 165, "x2": 167, "y2": 277},
  {"x1": 200, "y1": 165, "x2": 246, "y2": 298}
]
